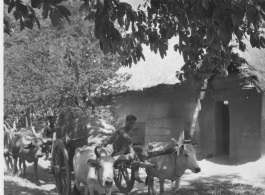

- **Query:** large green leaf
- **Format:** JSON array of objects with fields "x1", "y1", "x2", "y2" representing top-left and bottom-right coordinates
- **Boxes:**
[
  {"x1": 49, "y1": 8, "x2": 63, "y2": 27},
  {"x1": 58, "y1": 5, "x2": 71, "y2": 24},
  {"x1": 42, "y1": 5, "x2": 49, "y2": 19}
]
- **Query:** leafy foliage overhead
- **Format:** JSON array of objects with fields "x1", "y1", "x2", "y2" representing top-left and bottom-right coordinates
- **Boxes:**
[
  {"x1": 4, "y1": 2, "x2": 130, "y2": 123},
  {"x1": 4, "y1": 0, "x2": 265, "y2": 82},
  {"x1": 4, "y1": 0, "x2": 71, "y2": 33}
]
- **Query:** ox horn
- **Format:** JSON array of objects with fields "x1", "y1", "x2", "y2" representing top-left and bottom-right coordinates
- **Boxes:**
[
  {"x1": 184, "y1": 139, "x2": 192, "y2": 144},
  {"x1": 13, "y1": 121, "x2": 16, "y2": 130},
  {"x1": 42, "y1": 137, "x2": 47, "y2": 143},
  {"x1": 22, "y1": 135, "x2": 33, "y2": 145},
  {"x1": 31, "y1": 126, "x2": 38, "y2": 137},
  {"x1": 94, "y1": 146, "x2": 101, "y2": 158},
  {"x1": 111, "y1": 145, "x2": 117, "y2": 157}
]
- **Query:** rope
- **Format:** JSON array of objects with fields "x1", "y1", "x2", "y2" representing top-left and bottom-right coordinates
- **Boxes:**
[
  {"x1": 170, "y1": 153, "x2": 183, "y2": 180},
  {"x1": 96, "y1": 166, "x2": 106, "y2": 189}
]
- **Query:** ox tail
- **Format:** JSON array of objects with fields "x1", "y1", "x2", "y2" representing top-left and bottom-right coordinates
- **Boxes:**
[
  {"x1": 8, "y1": 152, "x2": 13, "y2": 158},
  {"x1": 4, "y1": 152, "x2": 13, "y2": 158},
  {"x1": 73, "y1": 183, "x2": 81, "y2": 195},
  {"x1": 145, "y1": 176, "x2": 148, "y2": 186}
]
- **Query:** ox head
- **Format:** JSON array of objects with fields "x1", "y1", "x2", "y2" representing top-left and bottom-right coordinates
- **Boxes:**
[
  {"x1": 175, "y1": 131, "x2": 201, "y2": 173},
  {"x1": 22, "y1": 135, "x2": 45, "y2": 158},
  {"x1": 4, "y1": 121, "x2": 18, "y2": 139},
  {"x1": 87, "y1": 145, "x2": 119, "y2": 189}
]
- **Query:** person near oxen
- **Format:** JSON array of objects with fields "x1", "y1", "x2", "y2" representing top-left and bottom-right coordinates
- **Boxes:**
[
  {"x1": 40, "y1": 115, "x2": 56, "y2": 160},
  {"x1": 105, "y1": 115, "x2": 136, "y2": 151},
  {"x1": 104, "y1": 114, "x2": 144, "y2": 183}
]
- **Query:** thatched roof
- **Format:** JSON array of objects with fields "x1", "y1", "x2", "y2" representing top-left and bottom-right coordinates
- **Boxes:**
[
  {"x1": 118, "y1": 38, "x2": 183, "y2": 91},
  {"x1": 117, "y1": 34, "x2": 265, "y2": 92},
  {"x1": 117, "y1": 1, "x2": 265, "y2": 93},
  {"x1": 232, "y1": 36, "x2": 265, "y2": 93}
]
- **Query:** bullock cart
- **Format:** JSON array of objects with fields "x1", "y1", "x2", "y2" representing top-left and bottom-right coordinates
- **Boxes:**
[{"x1": 50, "y1": 117, "x2": 177, "y2": 195}]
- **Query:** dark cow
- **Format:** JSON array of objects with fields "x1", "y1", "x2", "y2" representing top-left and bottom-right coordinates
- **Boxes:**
[
  {"x1": 4, "y1": 130, "x2": 13, "y2": 171},
  {"x1": 11, "y1": 129, "x2": 46, "y2": 185},
  {"x1": 4, "y1": 121, "x2": 18, "y2": 171},
  {"x1": 145, "y1": 132, "x2": 201, "y2": 195}
]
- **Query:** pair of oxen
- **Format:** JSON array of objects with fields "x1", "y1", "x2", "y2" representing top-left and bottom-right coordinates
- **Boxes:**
[
  {"x1": 73, "y1": 131, "x2": 201, "y2": 195},
  {"x1": 4, "y1": 124, "x2": 49, "y2": 185}
]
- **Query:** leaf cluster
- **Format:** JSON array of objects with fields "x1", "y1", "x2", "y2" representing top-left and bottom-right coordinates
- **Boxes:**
[
  {"x1": 4, "y1": 0, "x2": 265, "y2": 87},
  {"x1": 4, "y1": 3, "x2": 129, "y2": 119}
]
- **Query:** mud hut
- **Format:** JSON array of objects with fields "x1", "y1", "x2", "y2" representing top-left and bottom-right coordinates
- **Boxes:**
[{"x1": 112, "y1": 38, "x2": 265, "y2": 163}]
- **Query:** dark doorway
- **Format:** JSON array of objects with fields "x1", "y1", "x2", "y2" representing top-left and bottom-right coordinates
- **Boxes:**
[{"x1": 215, "y1": 101, "x2": 230, "y2": 156}]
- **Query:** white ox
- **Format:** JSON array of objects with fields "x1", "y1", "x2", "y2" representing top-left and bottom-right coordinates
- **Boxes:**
[
  {"x1": 73, "y1": 144, "x2": 120, "y2": 195},
  {"x1": 146, "y1": 132, "x2": 201, "y2": 194}
]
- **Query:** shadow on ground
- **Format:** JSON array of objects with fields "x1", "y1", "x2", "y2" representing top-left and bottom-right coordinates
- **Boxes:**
[
  {"x1": 177, "y1": 174, "x2": 265, "y2": 195},
  {"x1": 4, "y1": 155, "x2": 265, "y2": 195},
  {"x1": 4, "y1": 157, "x2": 58, "y2": 195},
  {"x1": 205, "y1": 154, "x2": 262, "y2": 166},
  {"x1": 111, "y1": 171, "x2": 265, "y2": 195},
  {"x1": 17, "y1": 161, "x2": 55, "y2": 186},
  {"x1": 4, "y1": 180, "x2": 57, "y2": 195}
]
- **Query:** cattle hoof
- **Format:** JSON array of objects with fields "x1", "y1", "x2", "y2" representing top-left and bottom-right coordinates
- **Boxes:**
[
  {"x1": 73, "y1": 184, "x2": 81, "y2": 195},
  {"x1": 35, "y1": 180, "x2": 41, "y2": 186}
]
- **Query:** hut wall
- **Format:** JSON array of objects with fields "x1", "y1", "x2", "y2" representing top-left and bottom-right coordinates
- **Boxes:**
[
  {"x1": 114, "y1": 73, "x2": 263, "y2": 162},
  {"x1": 208, "y1": 73, "x2": 262, "y2": 162},
  {"x1": 261, "y1": 95, "x2": 265, "y2": 157},
  {"x1": 114, "y1": 80, "x2": 202, "y2": 154}
]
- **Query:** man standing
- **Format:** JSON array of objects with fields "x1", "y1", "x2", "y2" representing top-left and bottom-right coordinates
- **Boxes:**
[{"x1": 41, "y1": 116, "x2": 56, "y2": 160}]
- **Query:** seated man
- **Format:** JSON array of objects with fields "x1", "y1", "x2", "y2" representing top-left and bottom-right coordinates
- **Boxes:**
[
  {"x1": 105, "y1": 115, "x2": 144, "y2": 183},
  {"x1": 105, "y1": 115, "x2": 136, "y2": 152}
]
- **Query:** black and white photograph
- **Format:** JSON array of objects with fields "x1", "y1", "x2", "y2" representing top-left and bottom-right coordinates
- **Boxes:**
[{"x1": 2, "y1": 0, "x2": 265, "y2": 194}]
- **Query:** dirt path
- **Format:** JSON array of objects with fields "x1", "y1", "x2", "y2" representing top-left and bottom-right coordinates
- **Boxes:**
[
  {"x1": 4, "y1": 157, "x2": 57, "y2": 195},
  {"x1": 4, "y1": 155, "x2": 265, "y2": 195}
]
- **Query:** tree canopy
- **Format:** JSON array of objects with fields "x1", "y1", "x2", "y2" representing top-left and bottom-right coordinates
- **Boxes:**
[
  {"x1": 4, "y1": 1, "x2": 130, "y2": 125},
  {"x1": 4, "y1": 0, "x2": 265, "y2": 124},
  {"x1": 4, "y1": 0, "x2": 265, "y2": 83}
]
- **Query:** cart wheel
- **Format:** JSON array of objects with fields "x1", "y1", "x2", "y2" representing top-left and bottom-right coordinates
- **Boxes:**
[
  {"x1": 52, "y1": 140, "x2": 71, "y2": 195},
  {"x1": 114, "y1": 162, "x2": 135, "y2": 194}
]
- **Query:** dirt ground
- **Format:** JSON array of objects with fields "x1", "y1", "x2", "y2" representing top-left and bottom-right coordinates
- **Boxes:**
[{"x1": 4, "y1": 155, "x2": 265, "y2": 195}]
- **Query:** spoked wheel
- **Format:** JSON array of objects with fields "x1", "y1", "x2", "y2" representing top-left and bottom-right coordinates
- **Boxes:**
[
  {"x1": 114, "y1": 161, "x2": 135, "y2": 194},
  {"x1": 52, "y1": 140, "x2": 71, "y2": 195}
]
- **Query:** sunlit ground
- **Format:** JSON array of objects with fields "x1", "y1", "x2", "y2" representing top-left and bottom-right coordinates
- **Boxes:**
[{"x1": 4, "y1": 155, "x2": 265, "y2": 195}]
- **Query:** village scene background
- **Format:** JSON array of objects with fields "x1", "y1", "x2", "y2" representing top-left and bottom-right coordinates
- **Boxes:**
[{"x1": 2, "y1": 0, "x2": 265, "y2": 194}]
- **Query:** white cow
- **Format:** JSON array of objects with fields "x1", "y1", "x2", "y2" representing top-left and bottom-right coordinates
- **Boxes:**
[
  {"x1": 146, "y1": 132, "x2": 201, "y2": 194},
  {"x1": 73, "y1": 144, "x2": 121, "y2": 195}
]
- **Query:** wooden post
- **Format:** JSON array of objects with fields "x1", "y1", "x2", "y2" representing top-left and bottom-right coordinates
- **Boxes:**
[
  {"x1": 25, "y1": 116, "x2": 29, "y2": 128},
  {"x1": 51, "y1": 131, "x2": 57, "y2": 160}
]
